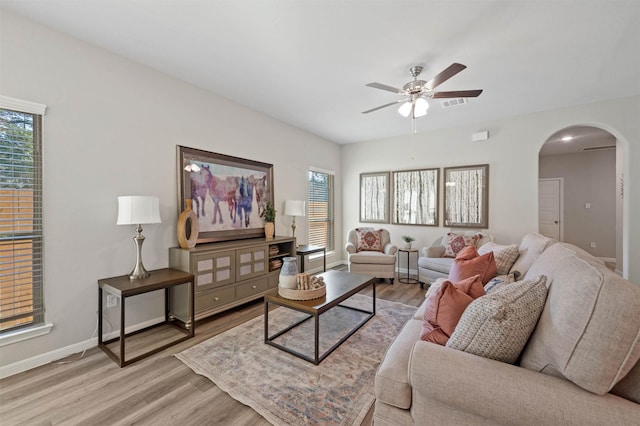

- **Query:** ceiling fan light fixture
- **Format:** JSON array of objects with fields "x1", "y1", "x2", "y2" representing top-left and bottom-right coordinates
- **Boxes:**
[
  {"x1": 398, "y1": 101, "x2": 413, "y2": 117},
  {"x1": 413, "y1": 97, "x2": 429, "y2": 117}
]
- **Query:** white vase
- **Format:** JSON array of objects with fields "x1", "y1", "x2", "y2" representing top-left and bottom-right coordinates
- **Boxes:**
[{"x1": 279, "y1": 257, "x2": 298, "y2": 289}]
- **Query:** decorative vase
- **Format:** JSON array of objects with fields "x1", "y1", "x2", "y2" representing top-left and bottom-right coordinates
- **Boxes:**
[
  {"x1": 177, "y1": 199, "x2": 199, "y2": 249},
  {"x1": 405, "y1": 242, "x2": 412, "y2": 249},
  {"x1": 264, "y1": 222, "x2": 275, "y2": 240},
  {"x1": 279, "y1": 256, "x2": 298, "y2": 289}
]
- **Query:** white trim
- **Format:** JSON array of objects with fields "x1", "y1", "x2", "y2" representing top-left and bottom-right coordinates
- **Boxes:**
[
  {"x1": 599, "y1": 257, "x2": 616, "y2": 263},
  {"x1": 538, "y1": 177, "x2": 564, "y2": 241},
  {"x1": 0, "y1": 323, "x2": 53, "y2": 348},
  {"x1": 309, "y1": 165, "x2": 335, "y2": 175},
  {"x1": 0, "y1": 95, "x2": 47, "y2": 115},
  {"x1": 0, "y1": 316, "x2": 164, "y2": 379}
]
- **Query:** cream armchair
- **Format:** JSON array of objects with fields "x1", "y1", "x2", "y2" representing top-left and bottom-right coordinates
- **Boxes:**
[{"x1": 345, "y1": 228, "x2": 397, "y2": 283}]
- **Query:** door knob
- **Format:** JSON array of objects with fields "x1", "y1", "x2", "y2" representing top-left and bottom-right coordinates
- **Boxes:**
[{"x1": 554, "y1": 221, "x2": 558, "y2": 224}]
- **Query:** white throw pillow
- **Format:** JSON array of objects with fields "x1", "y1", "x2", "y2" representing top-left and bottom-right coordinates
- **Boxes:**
[
  {"x1": 446, "y1": 275, "x2": 548, "y2": 364},
  {"x1": 509, "y1": 233, "x2": 553, "y2": 279}
]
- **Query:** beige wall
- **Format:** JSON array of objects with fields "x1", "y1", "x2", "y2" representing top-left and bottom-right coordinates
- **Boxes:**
[
  {"x1": 0, "y1": 10, "x2": 342, "y2": 370},
  {"x1": 539, "y1": 150, "x2": 616, "y2": 258}
]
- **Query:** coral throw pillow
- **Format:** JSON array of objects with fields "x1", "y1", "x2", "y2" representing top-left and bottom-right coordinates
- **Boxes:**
[
  {"x1": 355, "y1": 228, "x2": 383, "y2": 252},
  {"x1": 420, "y1": 275, "x2": 484, "y2": 345},
  {"x1": 449, "y1": 245, "x2": 497, "y2": 284},
  {"x1": 444, "y1": 233, "x2": 482, "y2": 258}
]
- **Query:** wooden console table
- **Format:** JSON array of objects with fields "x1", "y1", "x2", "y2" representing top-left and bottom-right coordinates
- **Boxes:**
[{"x1": 98, "y1": 268, "x2": 194, "y2": 367}]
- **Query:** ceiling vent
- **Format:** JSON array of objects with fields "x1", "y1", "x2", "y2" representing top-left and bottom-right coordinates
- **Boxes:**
[
  {"x1": 441, "y1": 98, "x2": 468, "y2": 108},
  {"x1": 581, "y1": 145, "x2": 615, "y2": 152}
]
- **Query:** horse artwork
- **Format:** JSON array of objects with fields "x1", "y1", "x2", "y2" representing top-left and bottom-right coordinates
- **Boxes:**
[{"x1": 178, "y1": 146, "x2": 274, "y2": 243}]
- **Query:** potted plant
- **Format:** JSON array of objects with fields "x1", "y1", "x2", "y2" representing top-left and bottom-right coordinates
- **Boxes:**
[
  {"x1": 263, "y1": 200, "x2": 276, "y2": 239},
  {"x1": 402, "y1": 235, "x2": 415, "y2": 249}
]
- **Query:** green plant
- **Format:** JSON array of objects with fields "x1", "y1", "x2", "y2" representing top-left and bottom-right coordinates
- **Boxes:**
[
  {"x1": 402, "y1": 235, "x2": 415, "y2": 243},
  {"x1": 263, "y1": 200, "x2": 276, "y2": 223}
]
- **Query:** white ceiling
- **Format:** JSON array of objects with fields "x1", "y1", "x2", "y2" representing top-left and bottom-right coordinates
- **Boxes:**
[{"x1": 1, "y1": 0, "x2": 639, "y2": 144}]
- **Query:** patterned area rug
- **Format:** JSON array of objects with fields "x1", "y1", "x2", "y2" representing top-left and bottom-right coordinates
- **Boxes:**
[{"x1": 176, "y1": 294, "x2": 416, "y2": 425}]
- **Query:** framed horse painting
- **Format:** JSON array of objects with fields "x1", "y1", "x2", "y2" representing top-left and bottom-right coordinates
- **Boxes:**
[{"x1": 177, "y1": 145, "x2": 274, "y2": 243}]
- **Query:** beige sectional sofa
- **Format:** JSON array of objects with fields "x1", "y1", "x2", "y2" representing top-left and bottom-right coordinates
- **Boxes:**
[{"x1": 375, "y1": 242, "x2": 640, "y2": 425}]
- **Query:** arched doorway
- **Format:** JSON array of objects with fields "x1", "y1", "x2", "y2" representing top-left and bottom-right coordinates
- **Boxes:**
[{"x1": 538, "y1": 125, "x2": 622, "y2": 274}]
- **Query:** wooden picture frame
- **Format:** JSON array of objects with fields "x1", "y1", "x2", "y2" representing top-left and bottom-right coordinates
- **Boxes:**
[
  {"x1": 177, "y1": 145, "x2": 274, "y2": 243},
  {"x1": 359, "y1": 172, "x2": 390, "y2": 223},
  {"x1": 443, "y1": 164, "x2": 489, "y2": 229},
  {"x1": 392, "y1": 168, "x2": 439, "y2": 226}
]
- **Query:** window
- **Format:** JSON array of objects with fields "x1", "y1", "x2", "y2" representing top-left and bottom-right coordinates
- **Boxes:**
[
  {"x1": 308, "y1": 169, "x2": 334, "y2": 251},
  {"x1": 0, "y1": 97, "x2": 45, "y2": 335}
]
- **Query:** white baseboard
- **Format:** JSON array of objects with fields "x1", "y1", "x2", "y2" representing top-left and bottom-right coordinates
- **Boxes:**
[
  {"x1": 599, "y1": 257, "x2": 615, "y2": 263},
  {"x1": 0, "y1": 316, "x2": 164, "y2": 380}
]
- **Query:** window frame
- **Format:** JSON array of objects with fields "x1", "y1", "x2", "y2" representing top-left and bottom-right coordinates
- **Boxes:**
[
  {"x1": 307, "y1": 168, "x2": 335, "y2": 252},
  {"x1": 0, "y1": 95, "x2": 47, "y2": 339}
]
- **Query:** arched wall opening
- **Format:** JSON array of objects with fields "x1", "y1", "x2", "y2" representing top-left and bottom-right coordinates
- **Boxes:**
[{"x1": 538, "y1": 124, "x2": 625, "y2": 276}]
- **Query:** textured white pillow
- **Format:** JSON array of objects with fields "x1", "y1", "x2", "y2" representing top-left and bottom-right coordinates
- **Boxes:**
[
  {"x1": 509, "y1": 233, "x2": 553, "y2": 279},
  {"x1": 446, "y1": 275, "x2": 548, "y2": 364},
  {"x1": 478, "y1": 242, "x2": 520, "y2": 275}
]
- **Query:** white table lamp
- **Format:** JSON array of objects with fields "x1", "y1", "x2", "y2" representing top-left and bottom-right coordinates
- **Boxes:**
[
  {"x1": 117, "y1": 195, "x2": 161, "y2": 279},
  {"x1": 284, "y1": 200, "x2": 306, "y2": 243}
]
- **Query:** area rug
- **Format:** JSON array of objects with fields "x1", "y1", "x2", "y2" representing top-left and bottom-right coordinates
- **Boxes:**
[{"x1": 176, "y1": 294, "x2": 417, "y2": 425}]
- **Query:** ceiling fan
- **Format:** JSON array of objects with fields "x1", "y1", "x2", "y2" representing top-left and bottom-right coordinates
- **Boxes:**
[{"x1": 362, "y1": 63, "x2": 483, "y2": 118}]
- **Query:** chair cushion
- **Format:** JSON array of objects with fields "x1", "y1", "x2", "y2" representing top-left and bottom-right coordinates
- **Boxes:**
[
  {"x1": 447, "y1": 275, "x2": 548, "y2": 364},
  {"x1": 443, "y1": 232, "x2": 482, "y2": 258},
  {"x1": 478, "y1": 242, "x2": 520, "y2": 275},
  {"x1": 520, "y1": 243, "x2": 640, "y2": 395},
  {"x1": 349, "y1": 251, "x2": 396, "y2": 265},
  {"x1": 355, "y1": 228, "x2": 383, "y2": 251},
  {"x1": 448, "y1": 246, "x2": 497, "y2": 284}
]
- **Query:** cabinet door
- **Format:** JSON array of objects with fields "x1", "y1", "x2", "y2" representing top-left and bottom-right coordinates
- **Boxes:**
[
  {"x1": 193, "y1": 250, "x2": 235, "y2": 291},
  {"x1": 236, "y1": 245, "x2": 268, "y2": 281}
]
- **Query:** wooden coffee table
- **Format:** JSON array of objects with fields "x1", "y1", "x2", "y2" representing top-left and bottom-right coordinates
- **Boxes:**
[{"x1": 264, "y1": 270, "x2": 376, "y2": 365}]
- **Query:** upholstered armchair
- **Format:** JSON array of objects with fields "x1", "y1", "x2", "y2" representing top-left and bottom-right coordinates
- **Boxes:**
[{"x1": 345, "y1": 228, "x2": 397, "y2": 283}]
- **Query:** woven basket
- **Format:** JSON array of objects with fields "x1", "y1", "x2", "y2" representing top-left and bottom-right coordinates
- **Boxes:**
[{"x1": 278, "y1": 284, "x2": 326, "y2": 301}]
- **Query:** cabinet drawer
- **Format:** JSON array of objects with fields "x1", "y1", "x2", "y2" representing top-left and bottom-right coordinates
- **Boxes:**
[
  {"x1": 236, "y1": 246, "x2": 268, "y2": 281},
  {"x1": 195, "y1": 286, "x2": 235, "y2": 313},
  {"x1": 194, "y1": 250, "x2": 235, "y2": 290},
  {"x1": 236, "y1": 278, "x2": 269, "y2": 300}
]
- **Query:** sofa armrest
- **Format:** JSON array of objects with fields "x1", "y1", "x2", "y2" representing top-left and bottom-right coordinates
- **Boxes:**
[
  {"x1": 425, "y1": 246, "x2": 445, "y2": 258},
  {"x1": 408, "y1": 342, "x2": 640, "y2": 425},
  {"x1": 383, "y1": 243, "x2": 398, "y2": 256},
  {"x1": 345, "y1": 242, "x2": 357, "y2": 254}
]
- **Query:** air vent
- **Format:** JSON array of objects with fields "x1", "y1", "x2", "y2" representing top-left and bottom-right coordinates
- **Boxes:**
[
  {"x1": 581, "y1": 145, "x2": 615, "y2": 152},
  {"x1": 440, "y1": 98, "x2": 468, "y2": 108}
]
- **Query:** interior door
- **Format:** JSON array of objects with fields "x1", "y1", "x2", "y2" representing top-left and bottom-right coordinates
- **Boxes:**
[{"x1": 538, "y1": 178, "x2": 562, "y2": 240}]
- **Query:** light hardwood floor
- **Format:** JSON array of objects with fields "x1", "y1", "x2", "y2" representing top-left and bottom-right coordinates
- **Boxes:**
[{"x1": 0, "y1": 273, "x2": 426, "y2": 426}]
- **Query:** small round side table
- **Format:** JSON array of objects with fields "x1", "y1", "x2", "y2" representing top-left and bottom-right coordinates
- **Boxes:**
[{"x1": 398, "y1": 248, "x2": 419, "y2": 284}]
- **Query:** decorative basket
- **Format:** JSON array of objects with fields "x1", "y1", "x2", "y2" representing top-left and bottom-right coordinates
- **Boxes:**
[{"x1": 278, "y1": 284, "x2": 326, "y2": 301}]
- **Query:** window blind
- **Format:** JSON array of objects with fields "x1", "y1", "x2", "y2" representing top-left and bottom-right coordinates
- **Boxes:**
[
  {"x1": 0, "y1": 107, "x2": 44, "y2": 333},
  {"x1": 308, "y1": 170, "x2": 334, "y2": 251}
]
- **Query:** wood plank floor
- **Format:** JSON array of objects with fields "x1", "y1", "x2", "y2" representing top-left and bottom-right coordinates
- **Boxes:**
[{"x1": 0, "y1": 272, "x2": 426, "y2": 426}]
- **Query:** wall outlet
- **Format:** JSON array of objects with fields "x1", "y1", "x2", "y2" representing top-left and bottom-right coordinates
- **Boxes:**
[
  {"x1": 590, "y1": 242, "x2": 597, "y2": 248},
  {"x1": 106, "y1": 294, "x2": 118, "y2": 308}
]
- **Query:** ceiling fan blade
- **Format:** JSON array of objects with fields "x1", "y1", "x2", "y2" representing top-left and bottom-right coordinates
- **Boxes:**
[
  {"x1": 366, "y1": 82, "x2": 405, "y2": 94},
  {"x1": 431, "y1": 89, "x2": 483, "y2": 99},
  {"x1": 425, "y1": 63, "x2": 467, "y2": 90},
  {"x1": 362, "y1": 99, "x2": 406, "y2": 114}
]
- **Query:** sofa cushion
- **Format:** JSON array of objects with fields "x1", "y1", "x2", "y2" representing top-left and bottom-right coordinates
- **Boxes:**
[
  {"x1": 448, "y1": 246, "x2": 497, "y2": 284},
  {"x1": 509, "y1": 233, "x2": 553, "y2": 279},
  {"x1": 420, "y1": 275, "x2": 483, "y2": 345},
  {"x1": 375, "y1": 318, "x2": 423, "y2": 409},
  {"x1": 520, "y1": 243, "x2": 640, "y2": 395},
  {"x1": 355, "y1": 228, "x2": 383, "y2": 251},
  {"x1": 418, "y1": 256, "x2": 454, "y2": 274},
  {"x1": 611, "y1": 360, "x2": 640, "y2": 404},
  {"x1": 443, "y1": 232, "x2": 482, "y2": 257},
  {"x1": 483, "y1": 273, "x2": 516, "y2": 294},
  {"x1": 447, "y1": 275, "x2": 548, "y2": 364},
  {"x1": 478, "y1": 242, "x2": 520, "y2": 275}
]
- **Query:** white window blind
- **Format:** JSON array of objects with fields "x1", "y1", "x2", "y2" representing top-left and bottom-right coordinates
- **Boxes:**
[
  {"x1": 0, "y1": 105, "x2": 44, "y2": 333},
  {"x1": 308, "y1": 169, "x2": 334, "y2": 251}
]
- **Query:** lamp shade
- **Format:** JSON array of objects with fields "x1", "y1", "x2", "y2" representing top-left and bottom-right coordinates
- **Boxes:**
[
  {"x1": 414, "y1": 97, "x2": 429, "y2": 117},
  {"x1": 284, "y1": 200, "x2": 306, "y2": 217},
  {"x1": 117, "y1": 196, "x2": 161, "y2": 225}
]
